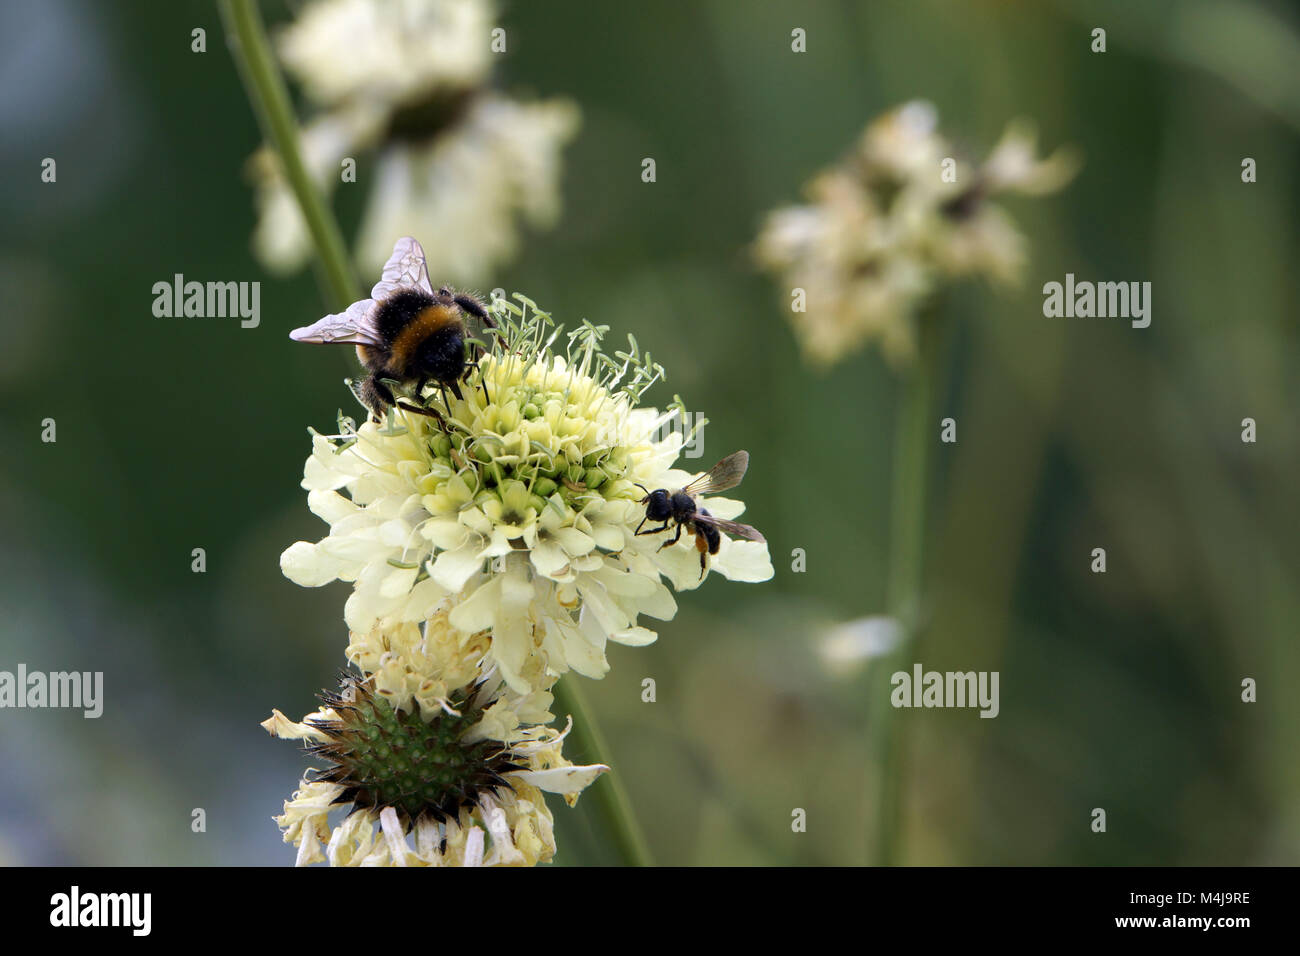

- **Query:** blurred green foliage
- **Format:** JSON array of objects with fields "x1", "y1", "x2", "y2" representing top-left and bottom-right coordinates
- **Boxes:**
[{"x1": 0, "y1": 0, "x2": 1296, "y2": 865}]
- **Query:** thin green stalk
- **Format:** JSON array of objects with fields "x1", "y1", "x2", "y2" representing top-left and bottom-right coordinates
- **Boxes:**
[
  {"x1": 218, "y1": 0, "x2": 357, "y2": 311},
  {"x1": 869, "y1": 312, "x2": 942, "y2": 866},
  {"x1": 553, "y1": 678, "x2": 654, "y2": 867}
]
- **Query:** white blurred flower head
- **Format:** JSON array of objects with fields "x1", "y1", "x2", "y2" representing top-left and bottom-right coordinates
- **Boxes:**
[
  {"x1": 278, "y1": 0, "x2": 492, "y2": 107},
  {"x1": 757, "y1": 101, "x2": 1080, "y2": 367},
  {"x1": 353, "y1": 95, "x2": 580, "y2": 278},
  {"x1": 819, "y1": 615, "x2": 904, "y2": 677},
  {"x1": 249, "y1": 0, "x2": 580, "y2": 284}
]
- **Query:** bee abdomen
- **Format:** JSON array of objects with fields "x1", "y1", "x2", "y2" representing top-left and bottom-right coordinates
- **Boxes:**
[{"x1": 695, "y1": 508, "x2": 722, "y2": 554}]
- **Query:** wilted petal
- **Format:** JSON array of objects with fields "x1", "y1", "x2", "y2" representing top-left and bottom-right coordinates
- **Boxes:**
[{"x1": 511, "y1": 764, "x2": 609, "y2": 794}]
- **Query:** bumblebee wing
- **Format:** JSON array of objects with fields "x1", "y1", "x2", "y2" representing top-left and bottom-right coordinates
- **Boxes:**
[
  {"x1": 682, "y1": 450, "x2": 750, "y2": 496},
  {"x1": 692, "y1": 512, "x2": 766, "y2": 543},
  {"x1": 371, "y1": 236, "x2": 433, "y2": 300},
  {"x1": 289, "y1": 298, "x2": 382, "y2": 346}
]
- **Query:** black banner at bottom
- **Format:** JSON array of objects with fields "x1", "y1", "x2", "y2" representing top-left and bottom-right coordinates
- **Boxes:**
[{"x1": 0, "y1": 865, "x2": 1278, "y2": 941}]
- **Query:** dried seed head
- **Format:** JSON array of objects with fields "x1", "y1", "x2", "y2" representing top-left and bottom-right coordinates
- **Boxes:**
[{"x1": 305, "y1": 674, "x2": 520, "y2": 827}]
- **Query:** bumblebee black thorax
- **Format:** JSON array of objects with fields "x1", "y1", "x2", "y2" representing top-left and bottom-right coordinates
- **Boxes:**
[{"x1": 372, "y1": 288, "x2": 466, "y2": 382}]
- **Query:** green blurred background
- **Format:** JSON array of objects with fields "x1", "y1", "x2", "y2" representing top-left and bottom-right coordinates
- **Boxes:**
[{"x1": 1, "y1": 0, "x2": 1297, "y2": 865}]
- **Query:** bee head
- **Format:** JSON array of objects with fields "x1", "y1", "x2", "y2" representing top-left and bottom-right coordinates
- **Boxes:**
[{"x1": 642, "y1": 488, "x2": 672, "y2": 520}]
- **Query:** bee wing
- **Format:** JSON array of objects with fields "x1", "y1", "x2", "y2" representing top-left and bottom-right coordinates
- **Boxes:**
[
  {"x1": 682, "y1": 450, "x2": 750, "y2": 496},
  {"x1": 289, "y1": 297, "x2": 382, "y2": 346},
  {"x1": 371, "y1": 236, "x2": 433, "y2": 300},
  {"x1": 692, "y1": 512, "x2": 766, "y2": 543}
]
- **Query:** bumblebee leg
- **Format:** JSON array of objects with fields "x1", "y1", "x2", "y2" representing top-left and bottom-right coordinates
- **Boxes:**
[
  {"x1": 635, "y1": 522, "x2": 670, "y2": 537},
  {"x1": 435, "y1": 382, "x2": 453, "y2": 412},
  {"x1": 362, "y1": 374, "x2": 395, "y2": 423},
  {"x1": 461, "y1": 363, "x2": 490, "y2": 406},
  {"x1": 455, "y1": 294, "x2": 495, "y2": 404},
  {"x1": 396, "y1": 400, "x2": 449, "y2": 430},
  {"x1": 698, "y1": 552, "x2": 707, "y2": 579}
]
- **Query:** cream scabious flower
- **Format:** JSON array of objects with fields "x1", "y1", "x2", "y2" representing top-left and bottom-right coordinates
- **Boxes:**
[
  {"x1": 352, "y1": 95, "x2": 580, "y2": 279},
  {"x1": 249, "y1": 0, "x2": 580, "y2": 282},
  {"x1": 756, "y1": 100, "x2": 1080, "y2": 367},
  {"x1": 281, "y1": 299, "x2": 774, "y2": 693},
  {"x1": 264, "y1": 662, "x2": 606, "y2": 867},
  {"x1": 276, "y1": 0, "x2": 492, "y2": 107},
  {"x1": 280, "y1": 783, "x2": 561, "y2": 866}
]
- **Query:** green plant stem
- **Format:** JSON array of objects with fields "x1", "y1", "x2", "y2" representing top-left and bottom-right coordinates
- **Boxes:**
[
  {"x1": 218, "y1": 0, "x2": 357, "y2": 311},
  {"x1": 870, "y1": 313, "x2": 942, "y2": 866},
  {"x1": 553, "y1": 678, "x2": 654, "y2": 867}
]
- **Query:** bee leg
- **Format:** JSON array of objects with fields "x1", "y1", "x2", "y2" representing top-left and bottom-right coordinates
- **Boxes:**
[
  {"x1": 635, "y1": 521, "x2": 670, "y2": 537},
  {"x1": 460, "y1": 362, "x2": 490, "y2": 406},
  {"x1": 362, "y1": 375, "x2": 395, "y2": 423},
  {"x1": 656, "y1": 523, "x2": 684, "y2": 552},
  {"x1": 434, "y1": 381, "x2": 457, "y2": 414},
  {"x1": 698, "y1": 552, "x2": 707, "y2": 580},
  {"x1": 396, "y1": 400, "x2": 449, "y2": 430}
]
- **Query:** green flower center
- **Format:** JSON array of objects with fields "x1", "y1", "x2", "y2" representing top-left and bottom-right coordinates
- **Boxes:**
[
  {"x1": 423, "y1": 362, "x2": 639, "y2": 507},
  {"x1": 306, "y1": 677, "x2": 517, "y2": 826}
]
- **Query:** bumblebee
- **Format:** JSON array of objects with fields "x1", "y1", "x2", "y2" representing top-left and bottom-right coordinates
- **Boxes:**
[
  {"x1": 635, "y1": 450, "x2": 765, "y2": 578},
  {"x1": 289, "y1": 237, "x2": 494, "y2": 422}
]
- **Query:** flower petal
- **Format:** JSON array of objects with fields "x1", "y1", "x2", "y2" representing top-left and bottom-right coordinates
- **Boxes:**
[{"x1": 510, "y1": 764, "x2": 608, "y2": 795}]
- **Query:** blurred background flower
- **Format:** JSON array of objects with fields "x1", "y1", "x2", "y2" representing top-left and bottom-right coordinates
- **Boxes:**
[
  {"x1": 249, "y1": 0, "x2": 580, "y2": 282},
  {"x1": 756, "y1": 101, "x2": 1080, "y2": 367}
]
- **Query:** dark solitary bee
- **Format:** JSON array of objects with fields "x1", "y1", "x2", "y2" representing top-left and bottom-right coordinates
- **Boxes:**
[
  {"x1": 289, "y1": 237, "x2": 494, "y2": 422},
  {"x1": 635, "y1": 450, "x2": 765, "y2": 578}
]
